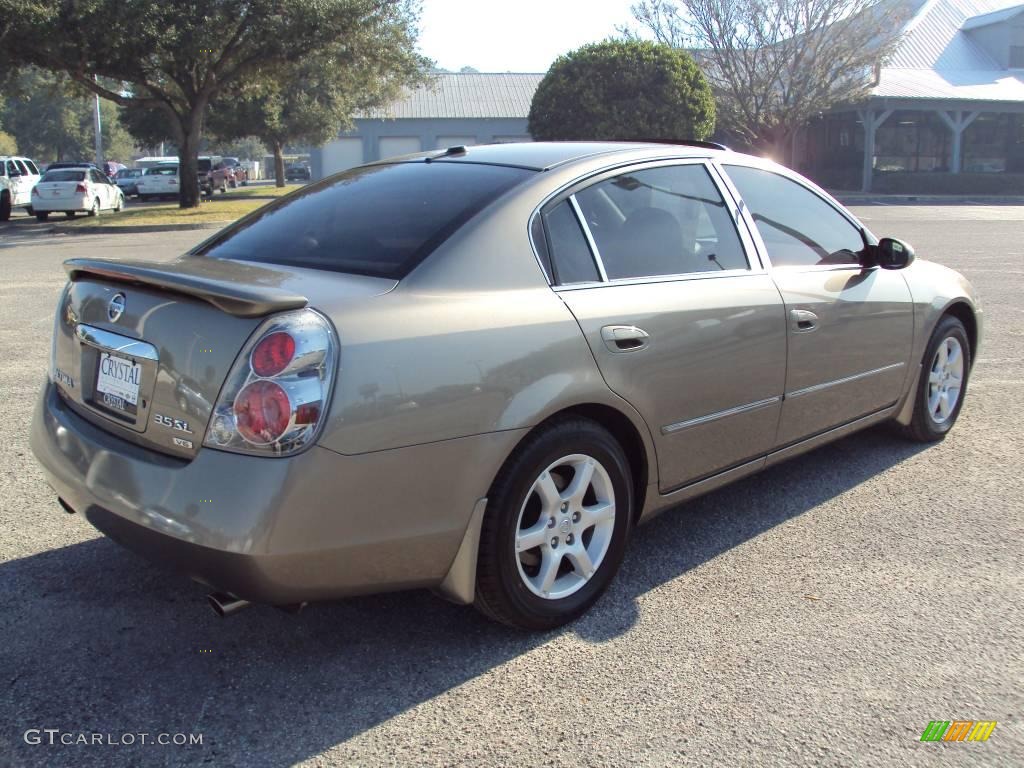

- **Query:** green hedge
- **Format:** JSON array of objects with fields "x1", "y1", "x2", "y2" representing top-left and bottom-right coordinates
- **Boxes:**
[{"x1": 873, "y1": 172, "x2": 1024, "y2": 195}]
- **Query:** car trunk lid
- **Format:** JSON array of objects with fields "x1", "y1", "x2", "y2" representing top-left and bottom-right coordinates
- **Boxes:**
[{"x1": 52, "y1": 256, "x2": 393, "y2": 459}]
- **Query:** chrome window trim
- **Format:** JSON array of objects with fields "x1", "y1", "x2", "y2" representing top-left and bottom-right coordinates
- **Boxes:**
[
  {"x1": 661, "y1": 396, "x2": 782, "y2": 435},
  {"x1": 533, "y1": 156, "x2": 764, "y2": 288},
  {"x1": 75, "y1": 324, "x2": 159, "y2": 361},
  {"x1": 567, "y1": 194, "x2": 609, "y2": 282},
  {"x1": 786, "y1": 362, "x2": 905, "y2": 399},
  {"x1": 552, "y1": 267, "x2": 756, "y2": 292}
]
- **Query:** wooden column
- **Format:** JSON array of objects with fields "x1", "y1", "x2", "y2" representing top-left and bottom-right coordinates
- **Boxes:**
[
  {"x1": 937, "y1": 109, "x2": 981, "y2": 173},
  {"x1": 858, "y1": 108, "x2": 893, "y2": 193}
]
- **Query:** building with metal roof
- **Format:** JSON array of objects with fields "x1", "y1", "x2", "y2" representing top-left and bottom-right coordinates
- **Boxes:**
[
  {"x1": 802, "y1": 0, "x2": 1024, "y2": 191},
  {"x1": 312, "y1": 73, "x2": 544, "y2": 179}
]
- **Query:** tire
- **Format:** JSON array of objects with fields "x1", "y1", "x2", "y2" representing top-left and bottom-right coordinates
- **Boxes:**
[
  {"x1": 474, "y1": 417, "x2": 633, "y2": 630},
  {"x1": 36, "y1": 211, "x2": 49, "y2": 222},
  {"x1": 229, "y1": 178, "x2": 237, "y2": 189},
  {"x1": 88, "y1": 197, "x2": 100, "y2": 217},
  {"x1": 0, "y1": 192, "x2": 10, "y2": 221},
  {"x1": 65, "y1": 211, "x2": 76, "y2": 219},
  {"x1": 26, "y1": 206, "x2": 34, "y2": 216},
  {"x1": 114, "y1": 194, "x2": 123, "y2": 212},
  {"x1": 900, "y1": 315, "x2": 971, "y2": 442}
]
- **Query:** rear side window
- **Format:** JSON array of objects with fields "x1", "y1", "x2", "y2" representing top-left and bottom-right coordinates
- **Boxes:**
[
  {"x1": 24, "y1": 160, "x2": 39, "y2": 175},
  {"x1": 575, "y1": 164, "x2": 749, "y2": 279},
  {"x1": 724, "y1": 165, "x2": 864, "y2": 267},
  {"x1": 542, "y1": 201, "x2": 600, "y2": 284},
  {"x1": 196, "y1": 162, "x2": 534, "y2": 279},
  {"x1": 43, "y1": 170, "x2": 86, "y2": 182}
]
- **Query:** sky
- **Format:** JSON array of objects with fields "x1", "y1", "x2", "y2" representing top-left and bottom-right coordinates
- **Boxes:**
[{"x1": 417, "y1": 0, "x2": 644, "y2": 73}]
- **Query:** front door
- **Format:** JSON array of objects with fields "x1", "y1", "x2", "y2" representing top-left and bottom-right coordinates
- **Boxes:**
[
  {"x1": 542, "y1": 161, "x2": 787, "y2": 492},
  {"x1": 722, "y1": 164, "x2": 914, "y2": 446}
]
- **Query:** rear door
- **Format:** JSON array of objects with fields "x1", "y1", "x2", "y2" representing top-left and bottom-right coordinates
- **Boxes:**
[
  {"x1": 721, "y1": 163, "x2": 914, "y2": 446},
  {"x1": 543, "y1": 161, "x2": 787, "y2": 492}
]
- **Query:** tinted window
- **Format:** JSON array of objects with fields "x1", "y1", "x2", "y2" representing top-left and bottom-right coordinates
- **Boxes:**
[
  {"x1": 147, "y1": 166, "x2": 178, "y2": 176},
  {"x1": 197, "y1": 162, "x2": 533, "y2": 278},
  {"x1": 198, "y1": 159, "x2": 213, "y2": 172},
  {"x1": 14, "y1": 160, "x2": 29, "y2": 175},
  {"x1": 543, "y1": 201, "x2": 600, "y2": 284},
  {"x1": 43, "y1": 170, "x2": 86, "y2": 182},
  {"x1": 725, "y1": 165, "x2": 864, "y2": 267},
  {"x1": 24, "y1": 160, "x2": 39, "y2": 175},
  {"x1": 575, "y1": 164, "x2": 749, "y2": 279}
]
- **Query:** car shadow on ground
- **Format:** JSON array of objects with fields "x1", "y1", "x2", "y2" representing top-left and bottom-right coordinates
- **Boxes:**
[{"x1": 0, "y1": 425, "x2": 927, "y2": 767}]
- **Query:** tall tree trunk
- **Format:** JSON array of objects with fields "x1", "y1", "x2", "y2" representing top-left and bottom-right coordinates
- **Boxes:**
[
  {"x1": 176, "y1": 107, "x2": 205, "y2": 208},
  {"x1": 273, "y1": 140, "x2": 285, "y2": 187}
]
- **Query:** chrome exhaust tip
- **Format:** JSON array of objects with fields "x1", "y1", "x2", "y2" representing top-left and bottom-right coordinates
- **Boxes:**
[{"x1": 207, "y1": 592, "x2": 251, "y2": 618}]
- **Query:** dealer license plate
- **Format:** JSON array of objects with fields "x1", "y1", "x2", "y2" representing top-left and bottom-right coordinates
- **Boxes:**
[{"x1": 95, "y1": 352, "x2": 141, "y2": 416}]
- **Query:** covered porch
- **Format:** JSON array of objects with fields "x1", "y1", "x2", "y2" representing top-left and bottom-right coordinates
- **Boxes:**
[{"x1": 798, "y1": 99, "x2": 1024, "y2": 192}]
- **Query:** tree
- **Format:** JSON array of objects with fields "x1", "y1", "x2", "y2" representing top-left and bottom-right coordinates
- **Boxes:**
[
  {"x1": 527, "y1": 40, "x2": 714, "y2": 142},
  {"x1": 208, "y1": 25, "x2": 427, "y2": 186},
  {"x1": 7, "y1": 1, "x2": 425, "y2": 208},
  {"x1": 623, "y1": 0, "x2": 908, "y2": 159},
  {"x1": 1, "y1": 67, "x2": 138, "y2": 163}
]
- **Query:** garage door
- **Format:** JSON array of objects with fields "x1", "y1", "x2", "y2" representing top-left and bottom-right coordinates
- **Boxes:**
[
  {"x1": 379, "y1": 137, "x2": 422, "y2": 160},
  {"x1": 435, "y1": 136, "x2": 477, "y2": 149},
  {"x1": 322, "y1": 138, "x2": 364, "y2": 176}
]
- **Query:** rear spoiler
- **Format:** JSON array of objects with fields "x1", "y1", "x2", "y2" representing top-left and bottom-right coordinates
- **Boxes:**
[{"x1": 64, "y1": 257, "x2": 308, "y2": 318}]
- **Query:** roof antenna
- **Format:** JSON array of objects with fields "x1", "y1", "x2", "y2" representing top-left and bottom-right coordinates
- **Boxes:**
[{"x1": 425, "y1": 145, "x2": 468, "y2": 163}]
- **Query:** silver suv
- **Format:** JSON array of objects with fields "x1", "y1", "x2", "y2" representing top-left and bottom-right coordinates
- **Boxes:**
[{"x1": 0, "y1": 156, "x2": 42, "y2": 220}]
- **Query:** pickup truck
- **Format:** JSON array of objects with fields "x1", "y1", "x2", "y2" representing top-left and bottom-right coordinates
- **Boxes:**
[{"x1": 198, "y1": 155, "x2": 231, "y2": 197}]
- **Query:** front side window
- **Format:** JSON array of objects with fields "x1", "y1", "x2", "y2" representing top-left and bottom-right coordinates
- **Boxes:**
[
  {"x1": 574, "y1": 164, "x2": 749, "y2": 280},
  {"x1": 725, "y1": 165, "x2": 864, "y2": 267}
]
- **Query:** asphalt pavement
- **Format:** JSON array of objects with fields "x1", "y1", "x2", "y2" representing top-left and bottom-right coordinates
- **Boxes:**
[{"x1": 0, "y1": 206, "x2": 1020, "y2": 767}]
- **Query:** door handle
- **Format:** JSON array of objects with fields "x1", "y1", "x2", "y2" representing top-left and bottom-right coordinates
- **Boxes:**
[
  {"x1": 790, "y1": 309, "x2": 819, "y2": 333},
  {"x1": 600, "y1": 325, "x2": 650, "y2": 352}
]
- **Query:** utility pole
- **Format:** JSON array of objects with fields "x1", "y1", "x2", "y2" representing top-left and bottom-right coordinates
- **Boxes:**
[{"x1": 93, "y1": 75, "x2": 104, "y2": 168}]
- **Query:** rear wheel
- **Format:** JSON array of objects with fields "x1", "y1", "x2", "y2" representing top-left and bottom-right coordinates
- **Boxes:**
[
  {"x1": 0, "y1": 192, "x2": 10, "y2": 221},
  {"x1": 65, "y1": 211, "x2": 76, "y2": 219},
  {"x1": 114, "y1": 193, "x2": 123, "y2": 212},
  {"x1": 88, "y1": 197, "x2": 100, "y2": 217},
  {"x1": 900, "y1": 315, "x2": 971, "y2": 442},
  {"x1": 36, "y1": 211, "x2": 49, "y2": 222},
  {"x1": 474, "y1": 418, "x2": 633, "y2": 630}
]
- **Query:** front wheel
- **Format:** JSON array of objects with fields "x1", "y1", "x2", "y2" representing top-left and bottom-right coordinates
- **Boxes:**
[
  {"x1": 0, "y1": 193, "x2": 10, "y2": 221},
  {"x1": 474, "y1": 418, "x2": 633, "y2": 630},
  {"x1": 88, "y1": 197, "x2": 100, "y2": 217},
  {"x1": 36, "y1": 211, "x2": 49, "y2": 222},
  {"x1": 900, "y1": 315, "x2": 971, "y2": 442}
]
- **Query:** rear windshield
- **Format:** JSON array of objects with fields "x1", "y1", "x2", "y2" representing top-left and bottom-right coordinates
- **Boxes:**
[
  {"x1": 43, "y1": 170, "x2": 86, "y2": 182},
  {"x1": 146, "y1": 166, "x2": 178, "y2": 176},
  {"x1": 198, "y1": 159, "x2": 213, "y2": 172},
  {"x1": 195, "y1": 161, "x2": 534, "y2": 278},
  {"x1": 118, "y1": 169, "x2": 142, "y2": 178}
]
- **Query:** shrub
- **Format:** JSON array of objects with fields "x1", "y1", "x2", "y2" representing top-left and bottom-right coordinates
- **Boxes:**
[
  {"x1": 872, "y1": 172, "x2": 1024, "y2": 195},
  {"x1": 528, "y1": 40, "x2": 715, "y2": 142}
]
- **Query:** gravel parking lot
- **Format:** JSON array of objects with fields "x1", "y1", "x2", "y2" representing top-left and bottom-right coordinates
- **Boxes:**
[{"x1": 0, "y1": 206, "x2": 1021, "y2": 767}]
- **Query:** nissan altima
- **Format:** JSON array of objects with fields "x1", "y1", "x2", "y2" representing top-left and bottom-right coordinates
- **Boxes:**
[{"x1": 31, "y1": 142, "x2": 981, "y2": 629}]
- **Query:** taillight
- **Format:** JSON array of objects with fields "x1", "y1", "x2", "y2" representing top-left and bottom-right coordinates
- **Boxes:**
[
  {"x1": 204, "y1": 309, "x2": 337, "y2": 456},
  {"x1": 76, "y1": 183, "x2": 88, "y2": 193}
]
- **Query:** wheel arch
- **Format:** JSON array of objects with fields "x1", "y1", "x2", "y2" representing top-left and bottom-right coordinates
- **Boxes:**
[{"x1": 940, "y1": 300, "x2": 978, "y2": 364}]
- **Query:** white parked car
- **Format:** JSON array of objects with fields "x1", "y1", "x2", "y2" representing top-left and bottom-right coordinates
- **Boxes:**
[
  {"x1": 0, "y1": 156, "x2": 42, "y2": 220},
  {"x1": 31, "y1": 166, "x2": 125, "y2": 221},
  {"x1": 136, "y1": 163, "x2": 180, "y2": 200}
]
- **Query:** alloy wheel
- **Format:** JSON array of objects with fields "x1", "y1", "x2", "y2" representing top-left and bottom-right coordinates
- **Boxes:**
[
  {"x1": 514, "y1": 453, "x2": 616, "y2": 600},
  {"x1": 927, "y1": 337, "x2": 964, "y2": 424}
]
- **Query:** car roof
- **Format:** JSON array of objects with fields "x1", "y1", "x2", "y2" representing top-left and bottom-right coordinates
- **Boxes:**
[{"x1": 385, "y1": 141, "x2": 730, "y2": 172}]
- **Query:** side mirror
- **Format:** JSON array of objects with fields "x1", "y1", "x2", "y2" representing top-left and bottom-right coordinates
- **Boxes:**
[{"x1": 866, "y1": 237, "x2": 915, "y2": 270}]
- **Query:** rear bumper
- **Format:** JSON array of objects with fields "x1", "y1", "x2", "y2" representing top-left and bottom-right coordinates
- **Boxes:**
[
  {"x1": 31, "y1": 381, "x2": 523, "y2": 604},
  {"x1": 33, "y1": 195, "x2": 90, "y2": 212}
]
